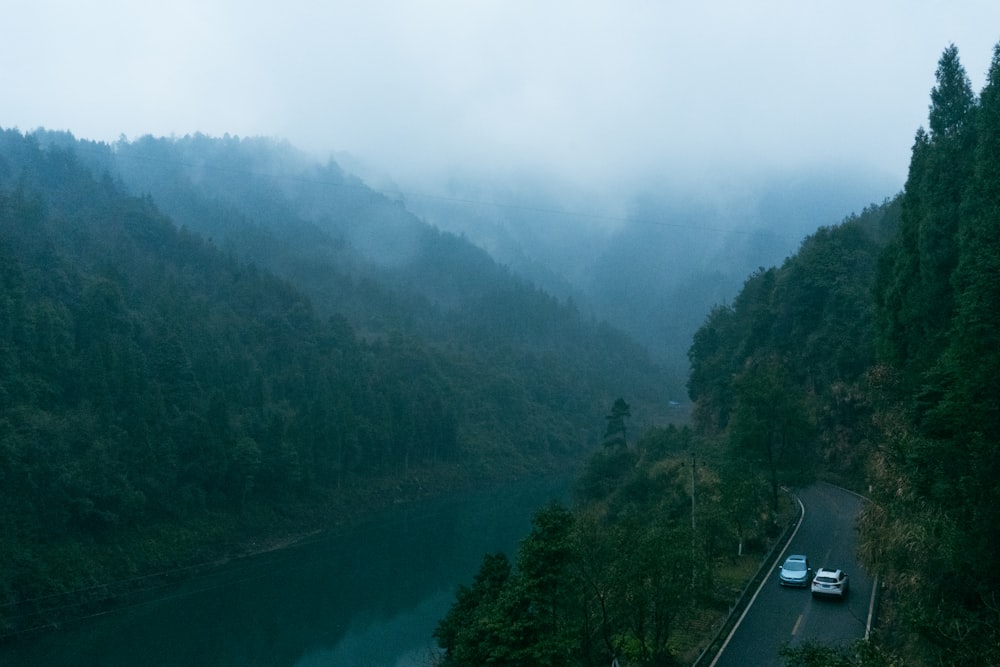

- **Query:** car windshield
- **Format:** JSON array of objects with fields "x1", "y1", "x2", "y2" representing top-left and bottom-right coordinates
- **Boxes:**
[
  {"x1": 785, "y1": 561, "x2": 806, "y2": 571},
  {"x1": 817, "y1": 576, "x2": 837, "y2": 583}
]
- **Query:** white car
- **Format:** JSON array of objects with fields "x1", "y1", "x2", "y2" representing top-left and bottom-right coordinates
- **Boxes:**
[
  {"x1": 811, "y1": 568, "x2": 849, "y2": 598},
  {"x1": 778, "y1": 554, "x2": 811, "y2": 587}
]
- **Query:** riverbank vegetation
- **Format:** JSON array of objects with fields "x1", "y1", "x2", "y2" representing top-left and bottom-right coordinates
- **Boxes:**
[
  {"x1": 4, "y1": 38, "x2": 999, "y2": 667},
  {"x1": 434, "y1": 423, "x2": 797, "y2": 666},
  {"x1": 0, "y1": 128, "x2": 671, "y2": 637},
  {"x1": 433, "y1": 183, "x2": 892, "y2": 664},
  {"x1": 435, "y1": 41, "x2": 1000, "y2": 666}
]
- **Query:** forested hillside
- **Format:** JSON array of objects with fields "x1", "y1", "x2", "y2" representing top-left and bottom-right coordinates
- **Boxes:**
[
  {"x1": 403, "y1": 167, "x2": 894, "y2": 372},
  {"x1": 692, "y1": 42, "x2": 1000, "y2": 665},
  {"x1": 8, "y1": 36, "x2": 997, "y2": 665},
  {"x1": 431, "y1": 110, "x2": 904, "y2": 667},
  {"x1": 434, "y1": 421, "x2": 800, "y2": 666},
  {"x1": 861, "y1": 43, "x2": 1000, "y2": 666},
  {"x1": 687, "y1": 198, "x2": 899, "y2": 494},
  {"x1": 33, "y1": 130, "x2": 677, "y2": 405},
  {"x1": 429, "y1": 186, "x2": 901, "y2": 663},
  {"x1": 433, "y1": 40, "x2": 1000, "y2": 667},
  {"x1": 0, "y1": 129, "x2": 673, "y2": 635},
  {"x1": 45, "y1": 130, "x2": 681, "y2": 417}
]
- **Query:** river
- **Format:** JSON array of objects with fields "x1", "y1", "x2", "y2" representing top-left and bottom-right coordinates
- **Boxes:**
[{"x1": 0, "y1": 475, "x2": 572, "y2": 667}]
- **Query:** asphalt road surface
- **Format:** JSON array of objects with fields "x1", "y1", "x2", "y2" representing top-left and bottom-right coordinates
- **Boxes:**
[{"x1": 710, "y1": 483, "x2": 875, "y2": 667}]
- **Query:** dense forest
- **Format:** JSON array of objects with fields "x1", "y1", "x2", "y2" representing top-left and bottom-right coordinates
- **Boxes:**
[
  {"x1": 4, "y1": 36, "x2": 998, "y2": 666},
  {"x1": 0, "y1": 128, "x2": 674, "y2": 635},
  {"x1": 861, "y1": 42, "x2": 1000, "y2": 666},
  {"x1": 434, "y1": 425, "x2": 702, "y2": 666},
  {"x1": 435, "y1": 42, "x2": 1000, "y2": 666},
  {"x1": 433, "y1": 189, "x2": 897, "y2": 667}
]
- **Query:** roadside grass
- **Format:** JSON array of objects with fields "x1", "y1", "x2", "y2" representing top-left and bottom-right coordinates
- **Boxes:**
[
  {"x1": 673, "y1": 491, "x2": 801, "y2": 664},
  {"x1": 672, "y1": 555, "x2": 760, "y2": 664}
]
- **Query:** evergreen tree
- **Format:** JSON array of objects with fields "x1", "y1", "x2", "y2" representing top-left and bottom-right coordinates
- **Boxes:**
[
  {"x1": 878, "y1": 45, "x2": 977, "y2": 387},
  {"x1": 929, "y1": 44, "x2": 978, "y2": 140},
  {"x1": 925, "y1": 40, "x2": 1000, "y2": 620},
  {"x1": 728, "y1": 357, "x2": 811, "y2": 510},
  {"x1": 604, "y1": 398, "x2": 631, "y2": 448},
  {"x1": 863, "y1": 41, "x2": 1000, "y2": 666},
  {"x1": 433, "y1": 552, "x2": 512, "y2": 666}
]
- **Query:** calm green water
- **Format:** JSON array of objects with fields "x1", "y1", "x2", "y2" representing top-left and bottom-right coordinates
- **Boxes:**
[{"x1": 1, "y1": 476, "x2": 571, "y2": 667}]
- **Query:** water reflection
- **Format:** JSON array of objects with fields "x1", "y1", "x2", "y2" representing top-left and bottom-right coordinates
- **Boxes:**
[
  {"x1": 294, "y1": 591, "x2": 448, "y2": 667},
  {"x1": 2, "y1": 476, "x2": 570, "y2": 666}
]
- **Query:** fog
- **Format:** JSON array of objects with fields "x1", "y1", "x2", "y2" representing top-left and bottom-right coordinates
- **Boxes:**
[
  {"x1": 5, "y1": 2, "x2": 1000, "y2": 358},
  {"x1": 6, "y1": 2, "x2": 999, "y2": 198}
]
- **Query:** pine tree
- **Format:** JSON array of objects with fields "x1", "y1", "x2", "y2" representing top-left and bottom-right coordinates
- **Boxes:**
[
  {"x1": 929, "y1": 44, "x2": 978, "y2": 140},
  {"x1": 877, "y1": 44, "x2": 977, "y2": 388},
  {"x1": 867, "y1": 42, "x2": 1000, "y2": 666},
  {"x1": 928, "y1": 41, "x2": 1000, "y2": 601},
  {"x1": 945, "y1": 42, "x2": 1000, "y2": 438},
  {"x1": 604, "y1": 398, "x2": 631, "y2": 448}
]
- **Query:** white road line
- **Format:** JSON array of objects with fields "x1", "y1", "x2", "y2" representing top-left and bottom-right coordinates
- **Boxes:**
[{"x1": 709, "y1": 494, "x2": 807, "y2": 667}]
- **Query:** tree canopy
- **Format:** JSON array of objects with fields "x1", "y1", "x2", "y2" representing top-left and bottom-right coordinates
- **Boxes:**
[
  {"x1": 0, "y1": 127, "x2": 672, "y2": 633},
  {"x1": 438, "y1": 39, "x2": 1000, "y2": 667},
  {"x1": 862, "y1": 42, "x2": 1000, "y2": 666}
]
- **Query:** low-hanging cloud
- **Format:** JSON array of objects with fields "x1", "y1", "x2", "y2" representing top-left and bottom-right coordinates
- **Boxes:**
[{"x1": 4, "y1": 1, "x2": 1000, "y2": 197}]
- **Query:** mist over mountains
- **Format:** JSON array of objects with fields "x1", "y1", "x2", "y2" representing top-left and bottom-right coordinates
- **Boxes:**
[
  {"x1": 1, "y1": 127, "x2": 681, "y2": 614},
  {"x1": 21, "y1": 128, "x2": 899, "y2": 405},
  {"x1": 390, "y1": 161, "x2": 898, "y2": 365},
  {"x1": 96, "y1": 132, "x2": 895, "y2": 366},
  {"x1": 0, "y1": 124, "x2": 899, "y2": 640}
]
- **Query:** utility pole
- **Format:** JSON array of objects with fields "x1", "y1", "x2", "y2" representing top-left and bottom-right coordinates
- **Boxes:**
[
  {"x1": 690, "y1": 449, "x2": 696, "y2": 589},
  {"x1": 691, "y1": 450, "x2": 696, "y2": 532}
]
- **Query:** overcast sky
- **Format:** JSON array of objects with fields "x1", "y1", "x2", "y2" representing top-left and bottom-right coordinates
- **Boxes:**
[{"x1": 4, "y1": 1, "x2": 999, "y2": 197}]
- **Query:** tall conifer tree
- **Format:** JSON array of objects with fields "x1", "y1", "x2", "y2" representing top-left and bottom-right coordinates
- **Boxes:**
[
  {"x1": 877, "y1": 45, "x2": 977, "y2": 388},
  {"x1": 866, "y1": 42, "x2": 1000, "y2": 666},
  {"x1": 929, "y1": 41, "x2": 1000, "y2": 590}
]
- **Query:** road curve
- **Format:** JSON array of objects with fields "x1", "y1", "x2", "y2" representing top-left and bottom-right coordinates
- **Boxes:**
[{"x1": 709, "y1": 483, "x2": 874, "y2": 667}]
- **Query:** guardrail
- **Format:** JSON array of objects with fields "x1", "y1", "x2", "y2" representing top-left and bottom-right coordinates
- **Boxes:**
[
  {"x1": 690, "y1": 488, "x2": 803, "y2": 666},
  {"x1": 691, "y1": 482, "x2": 881, "y2": 665}
]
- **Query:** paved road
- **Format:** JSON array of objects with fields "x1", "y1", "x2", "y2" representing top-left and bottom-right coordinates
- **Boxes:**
[{"x1": 710, "y1": 483, "x2": 874, "y2": 666}]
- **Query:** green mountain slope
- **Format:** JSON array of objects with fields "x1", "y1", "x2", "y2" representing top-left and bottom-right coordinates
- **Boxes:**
[{"x1": 0, "y1": 128, "x2": 675, "y2": 633}]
